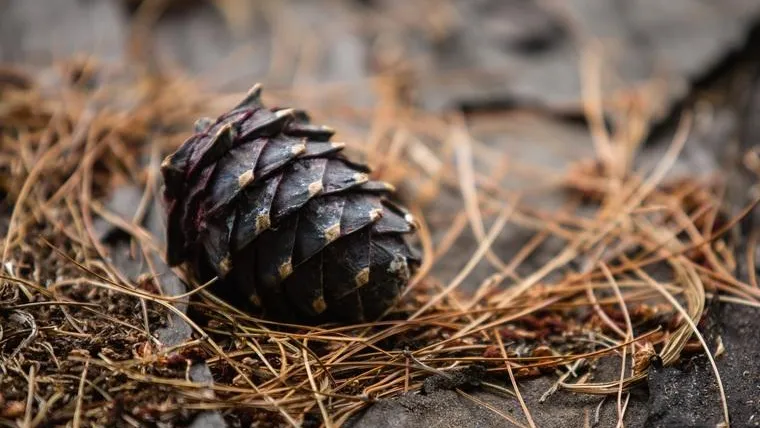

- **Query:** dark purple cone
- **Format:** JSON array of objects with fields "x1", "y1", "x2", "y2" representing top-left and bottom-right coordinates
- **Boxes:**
[{"x1": 161, "y1": 84, "x2": 420, "y2": 323}]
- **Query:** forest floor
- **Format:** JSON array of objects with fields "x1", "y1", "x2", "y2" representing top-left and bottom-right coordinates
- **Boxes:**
[{"x1": 1, "y1": 1, "x2": 760, "y2": 427}]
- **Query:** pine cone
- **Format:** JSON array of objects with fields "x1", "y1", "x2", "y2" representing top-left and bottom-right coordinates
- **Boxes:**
[{"x1": 161, "y1": 84, "x2": 420, "y2": 323}]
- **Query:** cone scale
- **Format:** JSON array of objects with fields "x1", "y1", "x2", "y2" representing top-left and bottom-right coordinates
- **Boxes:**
[{"x1": 161, "y1": 84, "x2": 420, "y2": 322}]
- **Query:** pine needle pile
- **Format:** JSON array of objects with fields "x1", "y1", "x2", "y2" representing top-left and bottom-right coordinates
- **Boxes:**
[{"x1": 0, "y1": 56, "x2": 757, "y2": 427}]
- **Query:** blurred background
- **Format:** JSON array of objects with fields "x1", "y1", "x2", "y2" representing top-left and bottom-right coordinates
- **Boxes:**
[{"x1": 2, "y1": 0, "x2": 759, "y2": 111}]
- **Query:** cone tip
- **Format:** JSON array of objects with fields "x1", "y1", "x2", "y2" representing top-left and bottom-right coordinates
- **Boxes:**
[
  {"x1": 278, "y1": 260, "x2": 293, "y2": 280},
  {"x1": 238, "y1": 169, "x2": 255, "y2": 188},
  {"x1": 160, "y1": 154, "x2": 173, "y2": 170},
  {"x1": 275, "y1": 108, "x2": 296, "y2": 119},
  {"x1": 255, "y1": 214, "x2": 271, "y2": 234},
  {"x1": 292, "y1": 143, "x2": 307, "y2": 155},
  {"x1": 194, "y1": 117, "x2": 214, "y2": 133},
  {"x1": 324, "y1": 223, "x2": 341, "y2": 242},
  {"x1": 219, "y1": 257, "x2": 233, "y2": 277},
  {"x1": 354, "y1": 267, "x2": 370, "y2": 288},
  {"x1": 234, "y1": 83, "x2": 264, "y2": 110},
  {"x1": 405, "y1": 213, "x2": 419, "y2": 229},
  {"x1": 369, "y1": 208, "x2": 383, "y2": 221},
  {"x1": 312, "y1": 297, "x2": 327, "y2": 314},
  {"x1": 308, "y1": 181, "x2": 323, "y2": 197}
]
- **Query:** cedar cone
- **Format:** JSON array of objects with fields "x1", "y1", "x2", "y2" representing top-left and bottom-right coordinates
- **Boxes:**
[{"x1": 161, "y1": 84, "x2": 420, "y2": 323}]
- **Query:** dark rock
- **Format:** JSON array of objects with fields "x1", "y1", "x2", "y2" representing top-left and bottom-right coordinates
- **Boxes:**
[
  {"x1": 349, "y1": 372, "x2": 651, "y2": 428},
  {"x1": 190, "y1": 362, "x2": 215, "y2": 384},
  {"x1": 645, "y1": 354, "x2": 723, "y2": 427},
  {"x1": 189, "y1": 411, "x2": 227, "y2": 428},
  {"x1": 93, "y1": 184, "x2": 144, "y2": 242},
  {"x1": 645, "y1": 301, "x2": 760, "y2": 427},
  {"x1": 347, "y1": 388, "x2": 509, "y2": 428},
  {"x1": 712, "y1": 303, "x2": 760, "y2": 427},
  {"x1": 421, "y1": 365, "x2": 486, "y2": 394}
]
